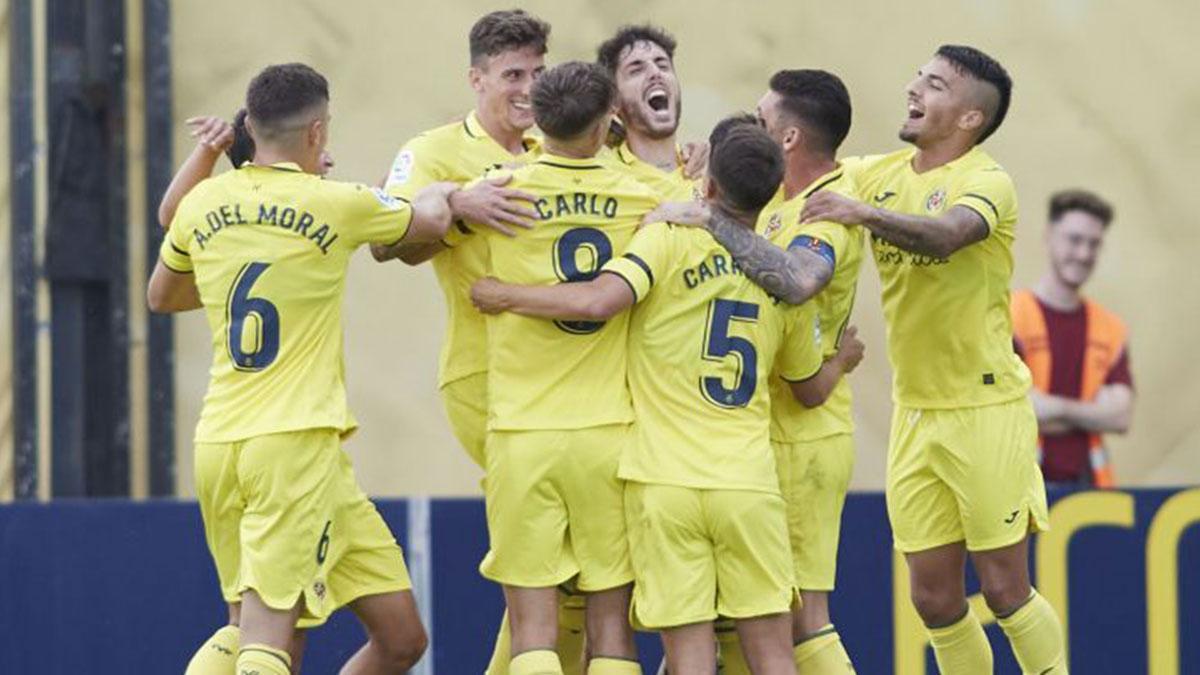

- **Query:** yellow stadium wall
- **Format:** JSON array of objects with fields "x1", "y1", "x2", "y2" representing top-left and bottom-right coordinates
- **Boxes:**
[{"x1": 129, "y1": 0, "x2": 1200, "y2": 496}]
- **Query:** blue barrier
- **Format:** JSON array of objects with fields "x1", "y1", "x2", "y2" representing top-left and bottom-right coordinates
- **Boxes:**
[{"x1": 1, "y1": 489, "x2": 1197, "y2": 673}]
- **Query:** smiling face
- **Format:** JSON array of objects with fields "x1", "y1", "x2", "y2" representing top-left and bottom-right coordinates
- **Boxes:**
[
  {"x1": 900, "y1": 56, "x2": 986, "y2": 147},
  {"x1": 1048, "y1": 210, "x2": 1107, "y2": 289},
  {"x1": 471, "y1": 45, "x2": 546, "y2": 134},
  {"x1": 613, "y1": 40, "x2": 681, "y2": 141}
]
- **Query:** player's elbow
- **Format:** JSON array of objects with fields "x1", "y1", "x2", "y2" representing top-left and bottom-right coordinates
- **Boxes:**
[
  {"x1": 580, "y1": 296, "x2": 622, "y2": 322},
  {"x1": 1109, "y1": 409, "x2": 1133, "y2": 434},
  {"x1": 789, "y1": 380, "x2": 829, "y2": 408},
  {"x1": 146, "y1": 285, "x2": 173, "y2": 313},
  {"x1": 156, "y1": 201, "x2": 173, "y2": 230}
]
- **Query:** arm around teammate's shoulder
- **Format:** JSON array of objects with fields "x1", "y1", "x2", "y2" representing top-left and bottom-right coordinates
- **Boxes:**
[
  {"x1": 801, "y1": 190, "x2": 987, "y2": 259},
  {"x1": 471, "y1": 273, "x2": 634, "y2": 322}
]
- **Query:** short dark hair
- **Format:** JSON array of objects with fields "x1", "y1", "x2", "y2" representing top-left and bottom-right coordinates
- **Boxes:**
[
  {"x1": 935, "y1": 44, "x2": 1012, "y2": 143},
  {"x1": 532, "y1": 61, "x2": 615, "y2": 140},
  {"x1": 1049, "y1": 189, "x2": 1114, "y2": 227},
  {"x1": 596, "y1": 24, "x2": 677, "y2": 74},
  {"x1": 708, "y1": 114, "x2": 784, "y2": 213},
  {"x1": 245, "y1": 63, "x2": 329, "y2": 139},
  {"x1": 767, "y1": 69, "x2": 852, "y2": 155},
  {"x1": 469, "y1": 10, "x2": 550, "y2": 66},
  {"x1": 227, "y1": 108, "x2": 254, "y2": 168}
]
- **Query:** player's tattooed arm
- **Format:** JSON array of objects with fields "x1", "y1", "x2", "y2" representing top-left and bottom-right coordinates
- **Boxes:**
[
  {"x1": 471, "y1": 273, "x2": 634, "y2": 322},
  {"x1": 801, "y1": 191, "x2": 988, "y2": 258},
  {"x1": 705, "y1": 207, "x2": 833, "y2": 305}
]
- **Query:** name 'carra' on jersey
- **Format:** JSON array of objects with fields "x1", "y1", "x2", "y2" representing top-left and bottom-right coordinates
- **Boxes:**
[{"x1": 533, "y1": 192, "x2": 619, "y2": 221}]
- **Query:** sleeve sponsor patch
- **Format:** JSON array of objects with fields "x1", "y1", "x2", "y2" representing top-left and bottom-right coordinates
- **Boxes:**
[
  {"x1": 370, "y1": 186, "x2": 403, "y2": 210},
  {"x1": 788, "y1": 234, "x2": 836, "y2": 267},
  {"x1": 388, "y1": 149, "x2": 414, "y2": 186}
]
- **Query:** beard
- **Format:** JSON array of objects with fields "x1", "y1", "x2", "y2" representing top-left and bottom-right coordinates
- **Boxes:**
[{"x1": 619, "y1": 96, "x2": 682, "y2": 141}]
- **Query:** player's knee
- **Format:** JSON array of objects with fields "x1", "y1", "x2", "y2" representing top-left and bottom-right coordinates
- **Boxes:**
[
  {"x1": 980, "y1": 576, "x2": 1031, "y2": 615},
  {"x1": 910, "y1": 584, "x2": 965, "y2": 626},
  {"x1": 373, "y1": 622, "x2": 428, "y2": 671}
]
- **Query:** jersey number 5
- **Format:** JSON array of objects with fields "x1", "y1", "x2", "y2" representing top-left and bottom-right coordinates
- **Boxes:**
[
  {"x1": 552, "y1": 227, "x2": 613, "y2": 335},
  {"x1": 227, "y1": 262, "x2": 280, "y2": 371},
  {"x1": 700, "y1": 299, "x2": 759, "y2": 409}
]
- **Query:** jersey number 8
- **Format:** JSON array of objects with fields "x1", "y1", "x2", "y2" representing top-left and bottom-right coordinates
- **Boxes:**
[
  {"x1": 226, "y1": 262, "x2": 280, "y2": 371},
  {"x1": 552, "y1": 227, "x2": 613, "y2": 335}
]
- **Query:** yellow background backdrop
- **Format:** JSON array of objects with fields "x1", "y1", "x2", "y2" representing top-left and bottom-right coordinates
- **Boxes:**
[{"x1": 2, "y1": 1, "x2": 1198, "y2": 498}]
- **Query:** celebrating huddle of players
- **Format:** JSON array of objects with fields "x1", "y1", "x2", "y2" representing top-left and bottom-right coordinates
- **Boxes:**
[{"x1": 148, "y1": 8, "x2": 1069, "y2": 675}]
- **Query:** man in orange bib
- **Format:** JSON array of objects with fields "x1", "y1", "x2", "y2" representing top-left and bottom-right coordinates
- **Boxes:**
[{"x1": 1011, "y1": 189, "x2": 1134, "y2": 489}]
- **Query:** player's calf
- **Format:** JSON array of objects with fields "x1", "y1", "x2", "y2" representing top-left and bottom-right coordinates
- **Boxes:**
[{"x1": 735, "y1": 613, "x2": 796, "y2": 675}]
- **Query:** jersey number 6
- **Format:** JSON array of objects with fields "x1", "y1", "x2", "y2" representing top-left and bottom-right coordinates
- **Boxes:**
[
  {"x1": 226, "y1": 262, "x2": 280, "y2": 371},
  {"x1": 700, "y1": 298, "x2": 759, "y2": 409}
]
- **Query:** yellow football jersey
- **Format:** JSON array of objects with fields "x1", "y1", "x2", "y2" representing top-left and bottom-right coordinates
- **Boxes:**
[
  {"x1": 604, "y1": 222, "x2": 823, "y2": 494},
  {"x1": 757, "y1": 166, "x2": 865, "y2": 442},
  {"x1": 384, "y1": 110, "x2": 539, "y2": 388},
  {"x1": 160, "y1": 162, "x2": 413, "y2": 442},
  {"x1": 852, "y1": 146, "x2": 1031, "y2": 408},
  {"x1": 475, "y1": 153, "x2": 661, "y2": 431},
  {"x1": 608, "y1": 141, "x2": 700, "y2": 201}
]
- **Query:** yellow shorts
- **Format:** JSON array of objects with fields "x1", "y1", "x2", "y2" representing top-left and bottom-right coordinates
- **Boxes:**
[
  {"x1": 625, "y1": 482, "x2": 795, "y2": 629},
  {"x1": 886, "y1": 397, "x2": 1050, "y2": 553},
  {"x1": 773, "y1": 434, "x2": 854, "y2": 591},
  {"x1": 440, "y1": 372, "x2": 488, "y2": 468},
  {"x1": 480, "y1": 425, "x2": 632, "y2": 591},
  {"x1": 194, "y1": 428, "x2": 411, "y2": 627}
]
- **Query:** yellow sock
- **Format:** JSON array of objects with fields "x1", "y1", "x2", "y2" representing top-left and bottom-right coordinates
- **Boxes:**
[
  {"x1": 715, "y1": 619, "x2": 751, "y2": 675},
  {"x1": 587, "y1": 656, "x2": 642, "y2": 674},
  {"x1": 487, "y1": 611, "x2": 514, "y2": 675},
  {"x1": 236, "y1": 643, "x2": 291, "y2": 675},
  {"x1": 558, "y1": 594, "x2": 588, "y2": 675},
  {"x1": 928, "y1": 608, "x2": 993, "y2": 675},
  {"x1": 794, "y1": 625, "x2": 855, "y2": 674},
  {"x1": 185, "y1": 625, "x2": 240, "y2": 675},
  {"x1": 511, "y1": 649, "x2": 564, "y2": 675},
  {"x1": 997, "y1": 591, "x2": 1068, "y2": 674}
]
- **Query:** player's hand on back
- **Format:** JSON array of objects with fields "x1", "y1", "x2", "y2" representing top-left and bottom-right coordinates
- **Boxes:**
[
  {"x1": 680, "y1": 140, "x2": 709, "y2": 180},
  {"x1": 186, "y1": 116, "x2": 235, "y2": 154},
  {"x1": 800, "y1": 190, "x2": 872, "y2": 226},
  {"x1": 450, "y1": 174, "x2": 540, "y2": 237},
  {"x1": 833, "y1": 325, "x2": 865, "y2": 373},
  {"x1": 643, "y1": 200, "x2": 710, "y2": 228},
  {"x1": 470, "y1": 276, "x2": 510, "y2": 314}
]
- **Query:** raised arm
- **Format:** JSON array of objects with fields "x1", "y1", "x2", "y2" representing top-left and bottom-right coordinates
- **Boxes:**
[
  {"x1": 471, "y1": 273, "x2": 635, "y2": 322},
  {"x1": 158, "y1": 117, "x2": 234, "y2": 228},
  {"x1": 801, "y1": 190, "x2": 987, "y2": 259},
  {"x1": 788, "y1": 326, "x2": 865, "y2": 407}
]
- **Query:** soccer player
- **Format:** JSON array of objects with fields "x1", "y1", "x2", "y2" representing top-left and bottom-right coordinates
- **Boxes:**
[
  {"x1": 648, "y1": 70, "x2": 865, "y2": 674},
  {"x1": 1012, "y1": 189, "x2": 1133, "y2": 489},
  {"x1": 147, "y1": 62, "x2": 488, "y2": 675},
  {"x1": 596, "y1": 25, "x2": 699, "y2": 202},
  {"x1": 472, "y1": 115, "x2": 852, "y2": 675},
  {"x1": 465, "y1": 61, "x2": 661, "y2": 675},
  {"x1": 373, "y1": 11, "x2": 593, "y2": 674},
  {"x1": 800, "y1": 45, "x2": 1067, "y2": 673},
  {"x1": 158, "y1": 110, "x2": 335, "y2": 230}
]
